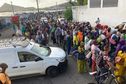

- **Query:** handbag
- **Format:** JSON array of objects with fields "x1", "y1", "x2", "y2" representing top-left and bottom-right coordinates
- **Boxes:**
[{"x1": 86, "y1": 51, "x2": 92, "y2": 59}]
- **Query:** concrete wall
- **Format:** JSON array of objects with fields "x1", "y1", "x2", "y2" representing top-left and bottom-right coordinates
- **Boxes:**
[{"x1": 72, "y1": 0, "x2": 126, "y2": 26}]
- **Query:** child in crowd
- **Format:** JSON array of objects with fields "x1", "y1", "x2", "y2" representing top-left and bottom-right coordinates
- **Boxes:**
[{"x1": 77, "y1": 42, "x2": 87, "y2": 73}]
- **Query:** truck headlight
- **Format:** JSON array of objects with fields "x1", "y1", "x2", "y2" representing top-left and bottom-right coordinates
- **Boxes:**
[{"x1": 56, "y1": 58, "x2": 65, "y2": 62}]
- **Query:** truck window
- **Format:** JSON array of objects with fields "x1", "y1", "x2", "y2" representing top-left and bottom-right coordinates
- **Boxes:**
[
  {"x1": 31, "y1": 44, "x2": 51, "y2": 56},
  {"x1": 18, "y1": 52, "x2": 39, "y2": 62}
]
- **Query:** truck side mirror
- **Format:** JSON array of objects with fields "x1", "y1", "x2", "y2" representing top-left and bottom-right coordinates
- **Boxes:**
[{"x1": 35, "y1": 57, "x2": 43, "y2": 62}]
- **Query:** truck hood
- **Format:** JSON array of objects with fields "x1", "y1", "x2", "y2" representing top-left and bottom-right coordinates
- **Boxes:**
[{"x1": 49, "y1": 47, "x2": 66, "y2": 58}]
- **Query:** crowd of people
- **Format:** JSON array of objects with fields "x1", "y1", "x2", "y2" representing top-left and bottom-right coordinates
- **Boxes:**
[{"x1": 12, "y1": 13, "x2": 126, "y2": 83}]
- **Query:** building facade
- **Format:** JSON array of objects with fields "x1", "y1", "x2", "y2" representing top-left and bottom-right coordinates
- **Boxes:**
[
  {"x1": 72, "y1": 0, "x2": 126, "y2": 26},
  {"x1": 88, "y1": 0, "x2": 118, "y2": 8}
]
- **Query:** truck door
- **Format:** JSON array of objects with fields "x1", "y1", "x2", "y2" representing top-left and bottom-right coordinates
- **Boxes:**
[
  {"x1": 4, "y1": 51, "x2": 21, "y2": 77},
  {"x1": 17, "y1": 51, "x2": 43, "y2": 76}
]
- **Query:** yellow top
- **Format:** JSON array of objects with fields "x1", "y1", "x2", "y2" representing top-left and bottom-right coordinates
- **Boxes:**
[
  {"x1": 115, "y1": 51, "x2": 126, "y2": 68},
  {"x1": 73, "y1": 35, "x2": 78, "y2": 46},
  {"x1": 123, "y1": 53, "x2": 126, "y2": 67},
  {"x1": 114, "y1": 51, "x2": 126, "y2": 76}
]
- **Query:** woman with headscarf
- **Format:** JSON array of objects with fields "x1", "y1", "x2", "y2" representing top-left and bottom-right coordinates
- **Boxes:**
[
  {"x1": 115, "y1": 39, "x2": 125, "y2": 57},
  {"x1": 91, "y1": 40, "x2": 101, "y2": 72},
  {"x1": 73, "y1": 32, "x2": 78, "y2": 49},
  {"x1": 109, "y1": 32, "x2": 119, "y2": 60}
]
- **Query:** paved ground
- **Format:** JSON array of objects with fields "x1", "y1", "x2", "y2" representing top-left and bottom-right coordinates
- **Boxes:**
[{"x1": 12, "y1": 57, "x2": 95, "y2": 84}]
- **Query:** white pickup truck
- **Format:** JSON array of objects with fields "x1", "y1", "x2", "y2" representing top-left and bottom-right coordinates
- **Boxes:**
[{"x1": 0, "y1": 38, "x2": 67, "y2": 78}]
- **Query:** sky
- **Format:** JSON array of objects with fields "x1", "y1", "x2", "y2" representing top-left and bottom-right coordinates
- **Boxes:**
[{"x1": 0, "y1": 0, "x2": 69, "y2": 8}]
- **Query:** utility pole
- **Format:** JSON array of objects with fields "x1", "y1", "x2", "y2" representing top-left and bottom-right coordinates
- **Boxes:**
[
  {"x1": 36, "y1": 0, "x2": 40, "y2": 13},
  {"x1": 56, "y1": 2, "x2": 57, "y2": 10},
  {"x1": 36, "y1": 0, "x2": 40, "y2": 19},
  {"x1": 11, "y1": 1, "x2": 15, "y2": 15},
  {"x1": 56, "y1": 2, "x2": 58, "y2": 18}
]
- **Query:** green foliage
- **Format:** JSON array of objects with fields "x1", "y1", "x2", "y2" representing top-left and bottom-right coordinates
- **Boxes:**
[
  {"x1": 77, "y1": 0, "x2": 83, "y2": 5},
  {"x1": 77, "y1": 0, "x2": 87, "y2": 5},
  {"x1": 64, "y1": 7, "x2": 73, "y2": 21},
  {"x1": 83, "y1": 0, "x2": 88, "y2": 5}
]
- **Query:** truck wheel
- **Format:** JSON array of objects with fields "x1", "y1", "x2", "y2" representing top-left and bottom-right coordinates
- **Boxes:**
[{"x1": 46, "y1": 66, "x2": 59, "y2": 77}]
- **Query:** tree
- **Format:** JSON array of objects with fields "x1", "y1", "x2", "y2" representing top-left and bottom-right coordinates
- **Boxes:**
[
  {"x1": 77, "y1": 0, "x2": 87, "y2": 5},
  {"x1": 83, "y1": 0, "x2": 88, "y2": 5},
  {"x1": 64, "y1": 7, "x2": 73, "y2": 21},
  {"x1": 69, "y1": 0, "x2": 77, "y2": 6},
  {"x1": 77, "y1": 0, "x2": 83, "y2": 5}
]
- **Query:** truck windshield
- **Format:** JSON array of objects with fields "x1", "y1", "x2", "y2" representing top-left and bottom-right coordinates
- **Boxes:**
[{"x1": 31, "y1": 45, "x2": 50, "y2": 56}]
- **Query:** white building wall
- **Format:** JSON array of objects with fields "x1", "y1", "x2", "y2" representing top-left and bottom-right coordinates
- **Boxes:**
[{"x1": 72, "y1": 0, "x2": 126, "y2": 26}]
